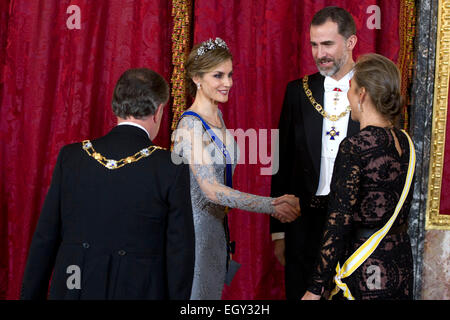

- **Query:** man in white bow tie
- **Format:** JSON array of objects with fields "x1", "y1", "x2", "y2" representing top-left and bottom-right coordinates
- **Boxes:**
[{"x1": 270, "y1": 6, "x2": 360, "y2": 300}]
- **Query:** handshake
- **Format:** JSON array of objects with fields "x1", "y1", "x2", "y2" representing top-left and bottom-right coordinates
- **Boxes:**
[{"x1": 271, "y1": 194, "x2": 301, "y2": 223}]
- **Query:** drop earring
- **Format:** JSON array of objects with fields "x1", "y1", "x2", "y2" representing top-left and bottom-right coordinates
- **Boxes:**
[
  {"x1": 197, "y1": 83, "x2": 201, "y2": 90},
  {"x1": 358, "y1": 101, "x2": 362, "y2": 112}
]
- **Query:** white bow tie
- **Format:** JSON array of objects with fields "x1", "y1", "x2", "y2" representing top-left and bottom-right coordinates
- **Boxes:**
[
  {"x1": 324, "y1": 77, "x2": 350, "y2": 92},
  {"x1": 323, "y1": 69, "x2": 354, "y2": 92}
]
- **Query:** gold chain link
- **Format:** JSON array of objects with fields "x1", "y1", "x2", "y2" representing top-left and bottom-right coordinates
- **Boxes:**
[
  {"x1": 82, "y1": 140, "x2": 165, "y2": 170},
  {"x1": 303, "y1": 75, "x2": 351, "y2": 122}
]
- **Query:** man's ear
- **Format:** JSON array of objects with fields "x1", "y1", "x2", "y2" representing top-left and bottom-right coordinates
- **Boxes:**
[
  {"x1": 346, "y1": 34, "x2": 357, "y2": 51},
  {"x1": 154, "y1": 103, "x2": 164, "y2": 122}
]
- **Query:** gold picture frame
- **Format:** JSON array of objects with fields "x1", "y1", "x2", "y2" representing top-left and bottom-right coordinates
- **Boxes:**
[{"x1": 426, "y1": 0, "x2": 450, "y2": 230}]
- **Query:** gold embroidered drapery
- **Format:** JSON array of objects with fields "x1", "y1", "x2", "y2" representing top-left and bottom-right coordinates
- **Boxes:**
[
  {"x1": 171, "y1": 0, "x2": 193, "y2": 131},
  {"x1": 398, "y1": 0, "x2": 416, "y2": 130}
]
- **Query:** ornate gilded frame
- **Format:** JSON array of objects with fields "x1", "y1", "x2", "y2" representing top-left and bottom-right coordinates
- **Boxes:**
[{"x1": 426, "y1": 0, "x2": 450, "y2": 230}]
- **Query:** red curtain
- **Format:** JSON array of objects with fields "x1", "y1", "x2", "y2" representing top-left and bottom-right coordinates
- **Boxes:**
[
  {"x1": 0, "y1": 0, "x2": 404, "y2": 300},
  {"x1": 0, "y1": 0, "x2": 173, "y2": 299},
  {"x1": 193, "y1": 0, "x2": 401, "y2": 300}
]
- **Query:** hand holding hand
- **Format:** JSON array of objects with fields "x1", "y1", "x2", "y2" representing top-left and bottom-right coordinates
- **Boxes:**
[
  {"x1": 277, "y1": 194, "x2": 300, "y2": 212},
  {"x1": 271, "y1": 194, "x2": 300, "y2": 223}
]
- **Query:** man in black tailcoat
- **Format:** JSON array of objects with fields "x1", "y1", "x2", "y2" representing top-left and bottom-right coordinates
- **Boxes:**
[
  {"x1": 270, "y1": 7, "x2": 360, "y2": 299},
  {"x1": 21, "y1": 68, "x2": 195, "y2": 299}
]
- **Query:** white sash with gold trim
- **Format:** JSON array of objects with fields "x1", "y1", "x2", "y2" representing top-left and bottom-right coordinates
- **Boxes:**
[{"x1": 329, "y1": 129, "x2": 416, "y2": 300}]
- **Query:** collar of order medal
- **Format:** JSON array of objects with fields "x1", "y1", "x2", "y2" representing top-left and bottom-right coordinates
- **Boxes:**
[
  {"x1": 81, "y1": 140, "x2": 166, "y2": 170},
  {"x1": 302, "y1": 75, "x2": 351, "y2": 140}
]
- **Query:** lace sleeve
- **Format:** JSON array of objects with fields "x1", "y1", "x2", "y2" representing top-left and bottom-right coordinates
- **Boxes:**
[
  {"x1": 308, "y1": 139, "x2": 360, "y2": 295},
  {"x1": 173, "y1": 116, "x2": 275, "y2": 214}
]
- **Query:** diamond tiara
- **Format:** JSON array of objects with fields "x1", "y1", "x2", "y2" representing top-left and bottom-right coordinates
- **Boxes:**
[{"x1": 196, "y1": 37, "x2": 228, "y2": 59}]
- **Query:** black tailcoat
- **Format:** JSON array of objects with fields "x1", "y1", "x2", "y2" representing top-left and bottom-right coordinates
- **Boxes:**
[{"x1": 21, "y1": 125, "x2": 195, "y2": 300}]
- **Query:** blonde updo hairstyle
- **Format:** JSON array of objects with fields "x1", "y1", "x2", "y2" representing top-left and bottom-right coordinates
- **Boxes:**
[
  {"x1": 185, "y1": 40, "x2": 233, "y2": 98},
  {"x1": 353, "y1": 53, "x2": 404, "y2": 125}
]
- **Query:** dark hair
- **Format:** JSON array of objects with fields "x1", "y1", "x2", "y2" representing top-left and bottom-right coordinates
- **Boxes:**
[
  {"x1": 311, "y1": 6, "x2": 356, "y2": 39},
  {"x1": 185, "y1": 42, "x2": 232, "y2": 97},
  {"x1": 112, "y1": 68, "x2": 169, "y2": 119},
  {"x1": 354, "y1": 53, "x2": 403, "y2": 123}
]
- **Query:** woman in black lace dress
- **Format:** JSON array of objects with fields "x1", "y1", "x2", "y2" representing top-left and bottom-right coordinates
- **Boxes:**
[{"x1": 302, "y1": 53, "x2": 414, "y2": 300}]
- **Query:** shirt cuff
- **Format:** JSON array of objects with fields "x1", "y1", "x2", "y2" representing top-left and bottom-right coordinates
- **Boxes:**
[{"x1": 271, "y1": 232, "x2": 285, "y2": 241}]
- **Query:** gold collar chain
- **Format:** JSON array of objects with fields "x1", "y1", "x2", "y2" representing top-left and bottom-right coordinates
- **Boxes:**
[
  {"x1": 302, "y1": 75, "x2": 351, "y2": 122},
  {"x1": 82, "y1": 140, "x2": 165, "y2": 170}
]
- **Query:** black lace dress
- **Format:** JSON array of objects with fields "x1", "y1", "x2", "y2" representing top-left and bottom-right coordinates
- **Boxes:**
[{"x1": 308, "y1": 126, "x2": 414, "y2": 300}]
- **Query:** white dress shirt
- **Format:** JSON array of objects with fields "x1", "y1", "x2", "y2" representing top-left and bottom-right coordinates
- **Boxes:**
[{"x1": 316, "y1": 70, "x2": 353, "y2": 195}]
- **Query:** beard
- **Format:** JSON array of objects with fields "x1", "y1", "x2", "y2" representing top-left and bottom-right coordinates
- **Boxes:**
[{"x1": 316, "y1": 51, "x2": 348, "y2": 77}]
